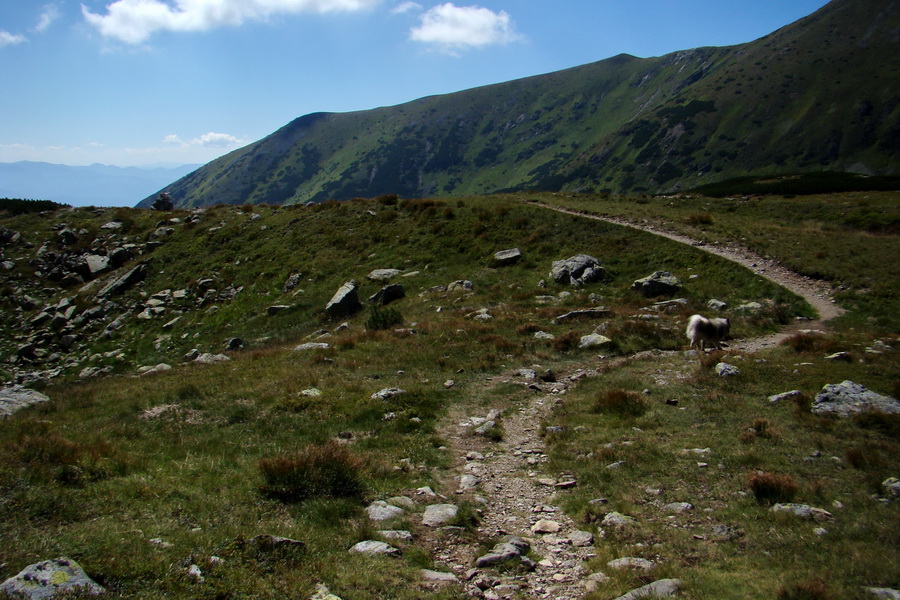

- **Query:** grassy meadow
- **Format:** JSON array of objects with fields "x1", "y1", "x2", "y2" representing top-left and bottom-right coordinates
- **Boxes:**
[{"x1": 0, "y1": 192, "x2": 897, "y2": 599}]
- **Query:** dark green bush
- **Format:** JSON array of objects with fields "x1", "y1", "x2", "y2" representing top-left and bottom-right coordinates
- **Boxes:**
[{"x1": 366, "y1": 305, "x2": 403, "y2": 331}]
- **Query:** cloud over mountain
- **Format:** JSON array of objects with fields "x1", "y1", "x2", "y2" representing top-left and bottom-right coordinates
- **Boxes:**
[
  {"x1": 409, "y1": 3, "x2": 521, "y2": 54},
  {"x1": 82, "y1": 0, "x2": 382, "y2": 44}
]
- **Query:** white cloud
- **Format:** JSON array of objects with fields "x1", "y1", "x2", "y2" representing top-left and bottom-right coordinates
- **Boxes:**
[
  {"x1": 0, "y1": 30, "x2": 27, "y2": 47},
  {"x1": 190, "y1": 132, "x2": 244, "y2": 147},
  {"x1": 391, "y1": 1, "x2": 421, "y2": 14},
  {"x1": 409, "y1": 3, "x2": 521, "y2": 54},
  {"x1": 34, "y1": 4, "x2": 62, "y2": 33},
  {"x1": 163, "y1": 134, "x2": 183, "y2": 144},
  {"x1": 82, "y1": 0, "x2": 383, "y2": 44}
]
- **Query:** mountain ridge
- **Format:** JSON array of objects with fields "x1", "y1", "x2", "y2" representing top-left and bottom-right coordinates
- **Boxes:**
[{"x1": 141, "y1": 0, "x2": 900, "y2": 208}]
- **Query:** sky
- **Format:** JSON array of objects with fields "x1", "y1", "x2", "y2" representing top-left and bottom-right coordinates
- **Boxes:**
[{"x1": 1, "y1": 0, "x2": 831, "y2": 168}]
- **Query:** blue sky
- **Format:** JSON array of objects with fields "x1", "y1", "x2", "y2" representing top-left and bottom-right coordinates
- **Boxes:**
[{"x1": 1, "y1": 0, "x2": 830, "y2": 167}]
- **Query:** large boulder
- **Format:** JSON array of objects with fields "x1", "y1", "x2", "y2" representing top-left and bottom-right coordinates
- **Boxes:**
[
  {"x1": 811, "y1": 380, "x2": 900, "y2": 416},
  {"x1": 325, "y1": 280, "x2": 362, "y2": 318},
  {"x1": 0, "y1": 385, "x2": 50, "y2": 418},
  {"x1": 631, "y1": 271, "x2": 683, "y2": 297},
  {"x1": 493, "y1": 248, "x2": 522, "y2": 266},
  {"x1": 549, "y1": 254, "x2": 604, "y2": 286},
  {"x1": 0, "y1": 557, "x2": 104, "y2": 599},
  {"x1": 368, "y1": 283, "x2": 405, "y2": 306},
  {"x1": 96, "y1": 263, "x2": 148, "y2": 298}
]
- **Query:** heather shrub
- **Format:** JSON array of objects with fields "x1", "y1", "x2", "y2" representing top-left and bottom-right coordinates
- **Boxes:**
[{"x1": 748, "y1": 471, "x2": 798, "y2": 504}]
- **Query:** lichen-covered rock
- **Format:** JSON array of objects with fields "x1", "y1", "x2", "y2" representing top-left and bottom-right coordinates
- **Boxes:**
[
  {"x1": 422, "y1": 503, "x2": 458, "y2": 527},
  {"x1": 493, "y1": 248, "x2": 522, "y2": 266},
  {"x1": 0, "y1": 557, "x2": 104, "y2": 599}
]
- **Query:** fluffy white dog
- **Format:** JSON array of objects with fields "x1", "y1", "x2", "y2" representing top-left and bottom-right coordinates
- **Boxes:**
[{"x1": 686, "y1": 314, "x2": 730, "y2": 350}]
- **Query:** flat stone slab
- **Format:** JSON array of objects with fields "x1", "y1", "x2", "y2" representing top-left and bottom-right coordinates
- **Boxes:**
[
  {"x1": 366, "y1": 501, "x2": 405, "y2": 522},
  {"x1": 0, "y1": 385, "x2": 50, "y2": 418},
  {"x1": 349, "y1": 540, "x2": 400, "y2": 556},
  {"x1": 422, "y1": 503, "x2": 458, "y2": 527},
  {"x1": 612, "y1": 579, "x2": 682, "y2": 600}
]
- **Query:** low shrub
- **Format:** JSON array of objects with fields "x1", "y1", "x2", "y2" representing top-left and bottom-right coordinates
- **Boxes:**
[
  {"x1": 366, "y1": 305, "x2": 403, "y2": 331},
  {"x1": 780, "y1": 333, "x2": 840, "y2": 354},
  {"x1": 748, "y1": 471, "x2": 798, "y2": 504},
  {"x1": 258, "y1": 441, "x2": 365, "y2": 502}
]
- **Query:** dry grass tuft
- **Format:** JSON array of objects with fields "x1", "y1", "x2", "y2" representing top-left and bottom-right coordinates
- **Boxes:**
[
  {"x1": 259, "y1": 441, "x2": 365, "y2": 502},
  {"x1": 748, "y1": 471, "x2": 798, "y2": 504}
]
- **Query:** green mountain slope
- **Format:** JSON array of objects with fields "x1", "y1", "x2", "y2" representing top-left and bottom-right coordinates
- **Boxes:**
[{"x1": 142, "y1": 0, "x2": 900, "y2": 208}]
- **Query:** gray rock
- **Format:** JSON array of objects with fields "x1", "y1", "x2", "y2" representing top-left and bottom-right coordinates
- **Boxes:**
[
  {"x1": 662, "y1": 502, "x2": 694, "y2": 514},
  {"x1": 631, "y1": 271, "x2": 682, "y2": 297},
  {"x1": 531, "y1": 519, "x2": 560, "y2": 534},
  {"x1": 549, "y1": 254, "x2": 604, "y2": 286},
  {"x1": 811, "y1": 381, "x2": 900, "y2": 416},
  {"x1": 825, "y1": 351, "x2": 852, "y2": 362},
  {"x1": 295, "y1": 342, "x2": 330, "y2": 351},
  {"x1": 716, "y1": 362, "x2": 741, "y2": 377},
  {"x1": 602, "y1": 512, "x2": 636, "y2": 528},
  {"x1": 493, "y1": 248, "x2": 522, "y2": 266},
  {"x1": 768, "y1": 390, "x2": 803, "y2": 403},
  {"x1": 366, "y1": 501, "x2": 405, "y2": 522},
  {"x1": 474, "y1": 536, "x2": 530, "y2": 568},
  {"x1": 612, "y1": 579, "x2": 682, "y2": 600},
  {"x1": 569, "y1": 530, "x2": 594, "y2": 547},
  {"x1": 268, "y1": 305, "x2": 291, "y2": 316},
  {"x1": 552, "y1": 307, "x2": 612, "y2": 324},
  {"x1": 866, "y1": 587, "x2": 900, "y2": 599},
  {"x1": 770, "y1": 503, "x2": 833, "y2": 521},
  {"x1": 282, "y1": 272, "x2": 303, "y2": 292},
  {"x1": 371, "y1": 388, "x2": 405, "y2": 401},
  {"x1": 368, "y1": 283, "x2": 405, "y2": 306},
  {"x1": 607, "y1": 557, "x2": 654, "y2": 570},
  {"x1": 349, "y1": 540, "x2": 400, "y2": 556},
  {"x1": 882, "y1": 477, "x2": 900, "y2": 498},
  {"x1": 0, "y1": 557, "x2": 104, "y2": 599},
  {"x1": 447, "y1": 279, "x2": 474, "y2": 292},
  {"x1": 421, "y1": 569, "x2": 459, "y2": 583},
  {"x1": 96, "y1": 263, "x2": 148, "y2": 298},
  {"x1": 367, "y1": 268, "x2": 401, "y2": 282},
  {"x1": 0, "y1": 385, "x2": 50, "y2": 418},
  {"x1": 579, "y1": 333, "x2": 612, "y2": 349},
  {"x1": 82, "y1": 254, "x2": 110, "y2": 277},
  {"x1": 736, "y1": 301, "x2": 763, "y2": 312},
  {"x1": 474, "y1": 420, "x2": 497, "y2": 436},
  {"x1": 108, "y1": 247, "x2": 134, "y2": 267},
  {"x1": 378, "y1": 530, "x2": 413, "y2": 541},
  {"x1": 194, "y1": 353, "x2": 230, "y2": 364},
  {"x1": 422, "y1": 503, "x2": 458, "y2": 527},
  {"x1": 309, "y1": 583, "x2": 344, "y2": 600},
  {"x1": 325, "y1": 280, "x2": 362, "y2": 318},
  {"x1": 707, "y1": 298, "x2": 728, "y2": 311}
]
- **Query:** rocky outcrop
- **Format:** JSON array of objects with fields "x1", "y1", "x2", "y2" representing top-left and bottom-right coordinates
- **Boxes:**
[
  {"x1": 368, "y1": 283, "x2": 405, "y2": 306},
  {"x1": 493, "y1": 248, "x2": 522, "y2": 266},
  {"x1": 549, "y1": 254, "x2": 604, "y2": 286}
]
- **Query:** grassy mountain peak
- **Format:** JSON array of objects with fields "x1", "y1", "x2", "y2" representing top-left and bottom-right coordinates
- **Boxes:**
[{"x1": 141, "y1": 0, "x2": 900, "y2": 208}]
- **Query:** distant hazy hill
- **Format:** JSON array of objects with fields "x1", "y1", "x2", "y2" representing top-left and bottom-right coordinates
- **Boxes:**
[
  {"x1": 142, "y1": 0, "x2": 900, "y2": 209},
  {"x1": 0, "y1": 162, "x2": 200, "y2": 207}
]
